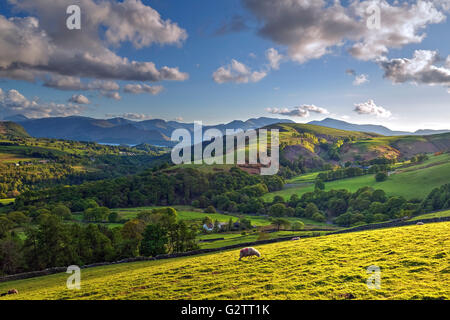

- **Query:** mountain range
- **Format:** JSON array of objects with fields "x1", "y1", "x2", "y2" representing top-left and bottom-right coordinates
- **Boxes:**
[
  {"x1": 308, "y1": 118, "x2": 450, "y2": 136},
  {"x1": 2, "y1": 115, "x2": 294, "y2": 146},
  {"x1": 2, "y1": 114, "x2": 449, "y2": 146}
]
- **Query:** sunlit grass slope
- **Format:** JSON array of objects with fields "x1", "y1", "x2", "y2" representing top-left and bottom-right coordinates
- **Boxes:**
[
  {"x1": 264, "y1": 154, "x2": 450, "y2": 202},
  {"x1": 1, "y1": 222, "x2": 448, "y2": 300}
]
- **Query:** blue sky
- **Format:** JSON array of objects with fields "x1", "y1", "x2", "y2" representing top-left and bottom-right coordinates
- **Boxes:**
[{"x1": 0, "y1": 0, "x2": 449, "y2": 131}]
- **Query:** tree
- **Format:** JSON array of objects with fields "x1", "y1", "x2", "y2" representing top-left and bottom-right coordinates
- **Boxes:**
[
  {"x1": 311, "y1": 212, "x2": 326, "y2": 222},
  {"x1": 272, "y1": 195, "x2": 285, "y2": 204},
  {"x1": 375, "y1": 172, "x2": 388, "y2": 182},
  {"x1": 0, "y1": 237, "x2": 23, "y2": 275},
  {"x1": 204, "y1": 205, "x2": 216, "y2": 213},
  {"x1": 202, "y1": 216, "x2": 213, "y2": 225},
  {"x1": 7, "y1": 211, "x2": 30, "y2": 226},
  {"x1": 227, "y1": 217, "x2": 233, "y2": 231},
  {"x1": 268, "y1": 203, "x2": 287, "y2": 217},
  {"x1": 121, "y1": 219, "x2": 146, "y2": 241},
  {"x1": 315, "y1": 179, "x2": 325, "y2": 191},
  {"x1": 52, "y1": 205, "x2": 71, "y2": 220},
  {"x1": 0, "y1": 217, "x2": 14, "y2": 238},
  {"x1": 140, "y1": 224, "x2": 168, "y2": 257},
  {"x1": 271, "y1": 218, "x2": 290, "y2": 231},
  {"x1": 291, "y1": 221, "x2": 305, "y2": 231},
  {"x1": 108, "y1": 211, "x2": 119, "y2": 223},
  {"x1": 239, "y1": 218, "x2": 252, "y2": 230},
  {"x1": 304, "y1": 203, "x2": 319, "y2": 218}
]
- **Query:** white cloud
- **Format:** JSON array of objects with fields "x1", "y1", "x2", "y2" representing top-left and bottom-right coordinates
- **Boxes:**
[
  {"x1": 267, "y1": 104, "x2": 329, "y2": 118},
  {"x1": 101, "y1": 91, "x2": 122, "y2": 100},
  {"x1": 124, "y1": 84, "x2": 164, "y2": 95},
  {"x1": 243, "y1": 0, "x2": 448, "y2": 63},
  {"x1": 68, "y1": 94, "x2": 91, "y2": 105},
  {"x1": 378, "y1": 50, "x2": 450, "y2": 91},
  {"x1": 43, "y1": 76, "x2": 121, "y2": 92},
  {"x1": 213, "y1": 48, "x2": 284, "y2": 84},
  {"x1": 354, "y1": 100, "x2": 392, "y2": 118},
  {"x1": 266, "y1": 48, "x2": 283, "y2": 70},
  {"x1": 353, "y1": 74, "x2": 369, "y2": 86},
  {"x1": 0, "y1": 88, "x2": 85, "y2": 118},
  {"x1": 213, "y1": 59, "x2": 267, "y2": 84},
  {"x1": 0, "y1": 0, "x2": 188, "y2": 87},
  {"x1": 346, "y1": 69, "x2": 369, "y2": 86}
]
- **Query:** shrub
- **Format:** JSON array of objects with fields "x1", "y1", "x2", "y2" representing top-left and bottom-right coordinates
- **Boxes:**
[
  {"x1": 311, "y1": 212, "x2": 326, "y2": 222},
  {"x1": 108, "y1": 212, "x2": 119, "y2": 223},
  {"x1": 268, "y1": 203, "x2": 287, "y2": 217},
  {"x1": 51, "y1": 205, "x2": 71, "y2": 220},
  {"x1": 204, "y1": 205, "x2": 216, "y2": 213},
  {"x1": 375, "y1": 172, "x2": 388, "y2": 182},
  {"x1": 291, "y1": 221, "x2": 305, "y2": 231}
]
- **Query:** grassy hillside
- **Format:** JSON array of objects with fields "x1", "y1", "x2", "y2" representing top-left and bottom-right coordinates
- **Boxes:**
[
  {"x1": 0, "y1": 122, "x2": 30, "y2": 138},
  {"x1": 409, "y1": 209, "x2": 450, "y2": 221},
  {"x1": 0, "y1": 136, "x2": 169, "y2": 198},
  {"x1": 270, "y1": 123, "x2": 450, "y2": 169},
  {"x1": 1, "y1": 222, "x2": 448, "y2": 300},
  {"x1": 264, "y1": 153, "x2": 450, "y2": 202}
]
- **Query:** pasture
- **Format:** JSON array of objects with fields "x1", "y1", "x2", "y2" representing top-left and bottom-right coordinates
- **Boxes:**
[
  {"x1": 264, "y1": 154, "x2": 450, "y2": 202},
  {"x1": 1, "y1": 222, "x2": 448, "y2": 300}
]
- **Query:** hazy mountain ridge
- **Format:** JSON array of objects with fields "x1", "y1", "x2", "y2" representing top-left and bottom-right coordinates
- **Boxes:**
[
  {"x1": 6, "y1": 116, "x2": 294, "y2": 146},
  {"x1": 308, "y1": 118, "x2": 450, "y2": 136}
]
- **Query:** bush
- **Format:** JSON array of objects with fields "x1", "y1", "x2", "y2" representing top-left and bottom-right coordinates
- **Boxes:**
[
  {"x1": 315, "y1": 179, "x2": 325, "y2": 191},
  {"x1": 51, "y1": 205, "x2": 71, "y2": 220},
  {"x1": 204, "y1": 205, "x2": 216, "y2": 213},
  {"x1": 108, "y1": 212, "x2": 119, "y2": 223},
  {"x1": 311, "y1": 212, "x2": 326, "y2": 222},
  {"x1": 268, "y1": 203, "x2": 287, "y2": 217},
  {"x1": 375, "y1": 172, "x2": 388, "y2": 182},
  {"x1": 291, "y1": 221, "x2": 305, "y2": 231}
]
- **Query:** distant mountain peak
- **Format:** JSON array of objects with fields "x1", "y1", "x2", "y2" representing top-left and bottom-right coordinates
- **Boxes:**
[
  {"x1": 3, "y1": 114, "x2": 29, "y2": 122},
  {"x1": 308, "y1": 118, "x2": 449, "y2": 136},
  {"x1": 12, "y1": 116, "x2": 294, "y2": 146}
]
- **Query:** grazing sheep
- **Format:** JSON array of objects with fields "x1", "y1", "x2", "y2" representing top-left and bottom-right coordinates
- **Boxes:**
[
  {"x1": 239, "y1": 247, "x2": 261, "y2": 261},
  {"x1": 0, "y1": 289, "x2": 18, "y2": 297},
  {"x1": 416, "y1": 222, "x2": 424, "y2": 225},
  {"x1": 291, "y1": 237, "x2": 301, "y2": 241}
]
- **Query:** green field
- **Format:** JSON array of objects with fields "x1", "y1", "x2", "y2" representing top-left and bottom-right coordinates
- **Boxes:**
[
  {"x1": 108, "y1": 206, "x2": 330, "y2": 228},
  {"x1": 0, "y1": 198, "x2": 15, "y2": 205},
  {"x1": 409, "y1": 210, "x2": 450, "y2": 221},
  {"x1": 264, "y1": 154, "x2": 450, "y2": 202},
  {"x1": 198, "y1": 230, "x2": 329, "y2": 249},
  {"x1": 1, "y1": 222, "x2": 448, "y2": 300},
  {"x1": 286, "y1": 171, "x2": 322, "y2": 183}
]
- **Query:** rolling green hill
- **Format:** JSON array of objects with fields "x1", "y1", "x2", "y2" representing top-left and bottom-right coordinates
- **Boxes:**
[
  {"x1": 264, "y1": 153, "x2": 450, "y2": 201},
  {"x1": 266, "y1": 123, "x2": 450, "y2": 171},
  {"x1": 1, "y1": 222, "x2": 448, "y2": 300},
  {"x1": 0, "y1": 122, "x2": 30, "y2": 138}
]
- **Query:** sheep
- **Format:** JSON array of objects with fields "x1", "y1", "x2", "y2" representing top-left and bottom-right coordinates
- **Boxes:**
[
  {"x1": 291, "y1": 237, "x2": 301, "y2": 241},
  {"x1": 239, "y1": 247, "x2": 261, "y2": 261},
  {"x1": 0, "y1": 289, "x2": 18, "y2": 297},
  {"x1": 416, "y1": 222, "x2": 424, "y2": 225}
]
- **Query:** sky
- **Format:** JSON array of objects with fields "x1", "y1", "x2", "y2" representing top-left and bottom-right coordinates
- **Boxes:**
[{"x1": 0, "y1": 0, "x2": 449, "y2": 131}]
